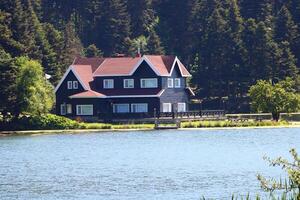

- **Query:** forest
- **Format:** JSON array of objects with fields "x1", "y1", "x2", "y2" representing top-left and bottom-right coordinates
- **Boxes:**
[{"x1": 1, "y1": 0, "x2": 300, "y2": 113}]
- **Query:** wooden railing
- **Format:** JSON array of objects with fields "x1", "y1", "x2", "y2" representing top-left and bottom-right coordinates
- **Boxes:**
[{"x1": 98, "y1": 110, "x2": 225, "y2": 121}]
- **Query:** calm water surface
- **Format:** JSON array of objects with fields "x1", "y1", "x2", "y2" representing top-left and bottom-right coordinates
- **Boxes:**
[{"x1": 0, "y1": 128, "x2": 299, "y2": 200}]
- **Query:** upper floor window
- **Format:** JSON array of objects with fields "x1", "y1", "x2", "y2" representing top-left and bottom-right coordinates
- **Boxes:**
[
  {"x1": 103, "y1": 79, "x2": 114, "y2": 89},
  {"x1": 174, "y1": 78, "x2": 181, "y2": 88},
  {"x1": 168, "y1": 78, "x2": 174, "y2": 88},
  {"x1": 67, "y1": 81, "x2": 73, "y2": 89},
  {"x1": 73, "y1": 81, "x2": 78, "y2": 89},
  {"x1": 141, "y1": 78, "x2": 158, "y2": 88},
  {"x1": 124, "y1": 79, "x2": 134, "y2": 88},
  {"x1": 67, "y1": 81, "x2": 78, "y2": 89}
]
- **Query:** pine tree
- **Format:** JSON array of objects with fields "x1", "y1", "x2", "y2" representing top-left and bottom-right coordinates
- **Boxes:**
[
  {"x1": 147, "y1": 30, "x2": 164, "y2": 55},
  {"x1": 274, "y1": 6, "x2": 299, "y2": 44},
  {"x1": 85, "y1": 44, "x2": 103, "y2": 57},
  {"x1": 0, "y1": 49, "x2": 17, "y2": 115},
  {"x1": 277, "y1": 41, "x2": 298, "y2": 80},
  {"x1": 62, "y1": 19, "x2": 83, "y2": 68},
  {"x1": 127, "y1": 0, "x2": 157, "y2": 38},
  {"x1": 98, "y1": 0, "x2": 131, "y2": 56},
  {"x1": 0, "y1": 10, "x2": 22, "y2": 56}
]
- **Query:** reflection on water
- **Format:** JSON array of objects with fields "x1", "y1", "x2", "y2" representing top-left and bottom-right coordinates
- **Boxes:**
[{"x1": 0, "y1": 128, "x2": 299, "y2": 200}]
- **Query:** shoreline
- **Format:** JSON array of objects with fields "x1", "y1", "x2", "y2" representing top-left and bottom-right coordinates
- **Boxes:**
[{"x1": 1, "y1": 124, "x2": 300, "y2": 136}]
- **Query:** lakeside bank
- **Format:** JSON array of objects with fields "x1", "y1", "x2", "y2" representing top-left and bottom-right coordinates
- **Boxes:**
[{"x1": 1, "y1": 123, "x2": 300, "y2": 136}]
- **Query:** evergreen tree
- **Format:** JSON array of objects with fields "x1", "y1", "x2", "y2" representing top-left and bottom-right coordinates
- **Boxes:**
[
  {"x1": 147, "y1": 30, "x2": 164, "y2": 54},
  {"x1": 274, "y1": 6, "x2": 299, "y2": 44},
  {"x1": 0, "y1": 49, "x2": 17, "y2": 115},
  {"x1": 127, "y1": 0, "x2": 157, "y2": 37},
  {"x1": 98, "y1": 0, "x2": 131, "y2": 56},
  {"x1": 0, "y1": 10, "x2": 22, "y2": 56},
  {"x1": 85, "y1": 44, "x2": 103, "y2": 57},
  {"x1": 62, "y1": 19, "x2": 83, "y2": 68}
]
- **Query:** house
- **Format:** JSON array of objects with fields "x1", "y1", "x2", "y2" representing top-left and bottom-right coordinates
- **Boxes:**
[{"x1": 55, "y1": 55, "x2": 194, "y2": 121}]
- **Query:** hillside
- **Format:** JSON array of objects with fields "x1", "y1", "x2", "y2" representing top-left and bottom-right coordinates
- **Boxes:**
[{"x1": 1, "y1": 0, "x2": 300, "y2": 112}]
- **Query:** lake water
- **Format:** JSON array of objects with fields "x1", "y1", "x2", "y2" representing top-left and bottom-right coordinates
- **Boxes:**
[{"x1": 0, "y1": 128, "x2": 299, "y2": 200}]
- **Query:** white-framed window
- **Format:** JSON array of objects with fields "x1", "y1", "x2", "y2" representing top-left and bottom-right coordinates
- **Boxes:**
[
  {"x1": 67, "y1": 104, "x2": 72, "y2": 114},
  {"x1": 60, "y1": 104, "x2": 66, "y2": 115},
  {"x1": 73, "y1": 81, "x2": 78, "y2": 89},
  {"x1": 76, "y1": 105, "x2": 93, "y2": 115},
  {"x1": 168, "y1": 78, "x2": 174, "y2": 88},
  {"x1": 141, "y1": 78, "x2": 158, "y2": 88},
  {"x1": 177, "y1": 103, "x2": 186, "y2": 112},
  {"x1": 103, "y1": 79, "x2": 114, "y2": 89},
  {"x1": 124, "y1": 79, "x2": 134, "y2": 88},
  {"x1": 67, "y1": 81, "x2": 73, "y2": 89},
  {"x1": 131, "y1": 103, "x2": 148, "y2": 113},
  {"x1": 113, "y1": 104, "x2": 130, "y2": 113},
  {"x1": 175, "y1": 78, "x2": 181, "y2": 88},
  {"x1": 163, "y1": 103, "x2": 172, "y2": 112}
]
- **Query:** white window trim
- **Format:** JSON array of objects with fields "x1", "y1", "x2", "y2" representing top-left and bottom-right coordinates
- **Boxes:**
[
  {"x1": 76, "y1": 105, "x2": 93, "y2": 116},
  {"x1": 124, "y1": 79, "x2": 134, "y2": 88},
  {"x1": 177, "y1": 103, "x2": 186, "y2": 112},
  {"x1": 60, "y1": 104, "x2": 66, "y2": 115},
  {"x1": 168, "y1": 78, "x2": 174, "y2": 88},
  {"x1": 175, "y1": 78, "x2": 181, "y2": 88},
  {"x1": 113, "y1": 104, "x2": 130, "y2": 113},
  {"x1": 67, "y1": 81, "x2": 73, "y2": 89},
  {"x1": 103, "y1": 79, "x2": 114, "y2": 89},
  {"x1": 73, "y1": 81, "x2": 78, "y2": 89},
  {"x1": 131, "y1": 103, "x2": 148, "y2": 113},
  {"x1": 163, "y1": 103, "x2": 172, "y2": 113},
  {"x1": 140, "y1": 78, "x2": 158, "y2": 88}
]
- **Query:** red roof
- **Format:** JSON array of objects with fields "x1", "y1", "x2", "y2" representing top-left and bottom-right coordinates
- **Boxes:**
[
  {"x1": 56, "y1": 55, "x2": 192, "y2": 96},
  {"x1": 73, "y1": 57, "x2": 105, "y2": 72},
  {"x1": 93, "y1": 57, "x2": 141, "y2": 76},
  {"x1": 72, "y1": 65, "x2": 94, "y2": 90},
  {"x1": 69, "y1": 90, "x2": 105, "y2": 98}
]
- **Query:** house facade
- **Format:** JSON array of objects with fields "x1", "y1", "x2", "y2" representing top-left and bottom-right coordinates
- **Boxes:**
[{"x1": 55, "y1": 55, "x2": 194, "y2": 121}]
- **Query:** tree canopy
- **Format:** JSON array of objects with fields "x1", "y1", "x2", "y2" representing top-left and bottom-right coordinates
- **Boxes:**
[
  {"x1": 248, "y1": 78, "x2": 300, "y2": 121},
  {"x1": 1, "y1": 0, "x2": 300, "y2": 113}
]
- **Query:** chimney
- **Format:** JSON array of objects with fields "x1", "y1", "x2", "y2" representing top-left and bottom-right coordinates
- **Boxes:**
[{"x1": 136, "y1": 46, "x2": 141, "y2": 57}]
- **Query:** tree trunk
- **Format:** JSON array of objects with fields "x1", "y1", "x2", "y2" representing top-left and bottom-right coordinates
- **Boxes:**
[{"x1": 272, "y1": 112, "x2": 280, "y2": 121}]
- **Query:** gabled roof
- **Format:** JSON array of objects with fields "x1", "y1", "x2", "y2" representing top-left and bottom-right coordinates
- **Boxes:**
[
  {"x1": 55, "y1": 55, "x2": 192, "y2": 94},
  {"x1": 73, "y1": 57, "x2": 106, "y2": 72},
  {"x1": 54, "y1": 65, "x2": 91, "y2": 92},
  {"x1": 93, "y1": 57, "x2": 141, "y2": 77}
]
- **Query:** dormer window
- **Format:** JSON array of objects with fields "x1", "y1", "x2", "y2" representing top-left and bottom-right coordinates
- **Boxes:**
[
  {"x1": 124, "y1": 79, "x2": 134, "y2": 88},
  {"x1": 168, "y1": 78, "x2": 174, "y2": 88},
  {"x1": 103, "y1": 79, "x2": 114, "y2": 89},
  {"x1": 141, "y1": 78, "x2": 158, "y2": 88},
  {"x1": 174, "y1": 78, "x2": 181, "y2": 88},
  {"x1": 67, "y1": 81, "x2": 73, "y2": 89},
  {"x1": 73, "y1": 81, "x2": 78, "y2": 89},
  {"x1": 67, "y1": 81, "x2": 78, "y2": 89}
]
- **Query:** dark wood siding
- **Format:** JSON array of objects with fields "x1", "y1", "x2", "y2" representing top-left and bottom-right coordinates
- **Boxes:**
[
  {"x1": 160, "y1": 63, "x2": 190, "y2": 112},
  {"x1": 55, "y1": 71, "x2": 86, "y2": 115}
]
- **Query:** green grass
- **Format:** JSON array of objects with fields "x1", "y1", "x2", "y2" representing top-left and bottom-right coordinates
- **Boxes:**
[{"x1": 180, "y1": 120, "x2": 289, "y2": 128}]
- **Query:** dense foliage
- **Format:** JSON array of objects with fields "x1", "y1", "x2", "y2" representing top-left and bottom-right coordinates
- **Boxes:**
[
  {"x1": 249, "y1": 78, "x2": 300, "y2": 121},
  {"x1": 1, "y1": 0, "x2": 300, "y2": 112}
]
